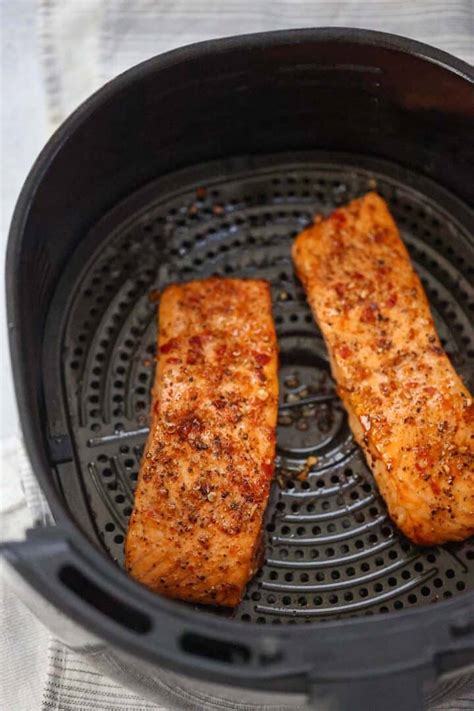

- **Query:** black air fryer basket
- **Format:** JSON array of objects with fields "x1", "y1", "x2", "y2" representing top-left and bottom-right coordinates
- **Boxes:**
[{"x1": 3, "y1": 29, "x2": 474, "y2": 711}]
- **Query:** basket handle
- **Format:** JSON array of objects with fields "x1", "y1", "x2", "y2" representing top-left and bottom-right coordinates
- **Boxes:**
[
  {"x1": 307, "y1": 616, "x2": 474, "y2": 711},
  {"x1": 309, "y1": 670, "x2": 425, "y2": 711},
  {"x1": 0, "y1": 527, "x2": 152, "y2": 652}
]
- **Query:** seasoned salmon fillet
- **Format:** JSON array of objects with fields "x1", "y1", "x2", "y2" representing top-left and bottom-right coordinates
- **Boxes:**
[
  {"x1": 292, "y1": 192, "x2": 473, "y2": 546},
  {"x1": 125, "y1": 277, "x2": 278, "y2": 605}
]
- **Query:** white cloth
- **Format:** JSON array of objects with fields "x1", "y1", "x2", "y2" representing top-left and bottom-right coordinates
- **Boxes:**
[
  {"x1": 1, "y1": 1, "x2": 473, "y2": 709},
  {"x1": 38, "y1": 0, "x2": 474, "y2": 127}
]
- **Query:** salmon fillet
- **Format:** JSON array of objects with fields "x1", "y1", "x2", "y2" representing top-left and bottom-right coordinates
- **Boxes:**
[
  {"x1": 292, "y1": 192, "x2": 473, "y2": 546},
  {"x1": 125, "y1": 277, "x2": 278, "y2": 605}
]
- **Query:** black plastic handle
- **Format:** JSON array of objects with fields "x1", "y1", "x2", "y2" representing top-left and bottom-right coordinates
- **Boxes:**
[
  {"x1": 308, "y1": 626, "x2": 474, "y2": 710},
  {"x1": 1, "y1": 528, "x2": 152, "y2": 651},
  {"x1": 310, "y1": 670, "x2": 426, "y2": 711},
  {"x1": 308, "y1": 621, "x2": 474, "y2": 710}
]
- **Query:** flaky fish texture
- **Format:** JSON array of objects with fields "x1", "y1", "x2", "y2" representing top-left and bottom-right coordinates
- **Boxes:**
[
  {"x1": 293, "y1": 192, "x2": 473, "y2": 545},
  {"x1": 125, "y1": 277, "x2": 278, "y2": 605}
]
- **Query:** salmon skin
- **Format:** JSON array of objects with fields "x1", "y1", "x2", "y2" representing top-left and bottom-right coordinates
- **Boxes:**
[
  {"x1": 293, "y1": 192, "x2": 473, "y2": 546},
  {"x1": 125, "y1": 277, "x2": 278, "y2": 606}
]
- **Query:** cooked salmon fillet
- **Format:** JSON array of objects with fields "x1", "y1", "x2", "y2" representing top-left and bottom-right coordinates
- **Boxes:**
[
  {"x1": 125, "y1": 277, "x2": 278, "y2": 605},
  {"x1": 292, "y1": 192, "x2": 473, "y2": 546}
]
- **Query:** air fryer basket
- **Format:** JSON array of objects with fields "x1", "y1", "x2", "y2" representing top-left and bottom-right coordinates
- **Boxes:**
[
  {"x1": 53, "y1": 152, "x2": 474, "y2": 623},
  {"x1": 3, "y1": 29, "x2": 474, "y2": 711}
]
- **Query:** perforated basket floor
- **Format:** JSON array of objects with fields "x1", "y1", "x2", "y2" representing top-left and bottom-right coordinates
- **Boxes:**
[{"x1": 56, "y1": 153, "x2": 474, "y2": 624}]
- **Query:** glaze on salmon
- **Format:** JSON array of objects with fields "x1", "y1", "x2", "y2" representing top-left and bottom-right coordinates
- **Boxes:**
[
  {"x1": 125, "y1": 278, "x2": 278, "y2": 605},
  {"x1": 293, "y1": 192, "x2": 473, "y2": 545}
]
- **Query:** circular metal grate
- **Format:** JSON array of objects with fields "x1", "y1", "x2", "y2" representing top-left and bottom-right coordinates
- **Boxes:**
[{"x1": 62, "y1": 155, "x2": 474, "y2": 623}]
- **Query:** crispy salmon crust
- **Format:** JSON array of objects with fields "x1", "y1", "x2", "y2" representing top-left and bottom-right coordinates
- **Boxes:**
[
  {"x1": 292, "y1": 192, "x2": 473, "y2": 545},
  {"x1": 125, "y1": 277, "x2": 278, "y2": 605}
]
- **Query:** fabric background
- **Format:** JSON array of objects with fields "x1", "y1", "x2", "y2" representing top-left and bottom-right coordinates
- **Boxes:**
[{"x1": 1, "y1": 1, "x2": 473, "y2": 709}]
